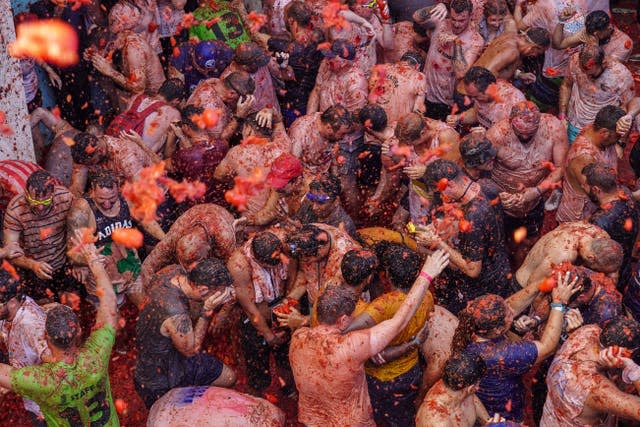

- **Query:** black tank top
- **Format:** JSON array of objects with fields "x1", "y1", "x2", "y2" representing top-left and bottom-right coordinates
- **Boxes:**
[{"x1": 86, "y1": 195, "x2": 133, "y2": 245}]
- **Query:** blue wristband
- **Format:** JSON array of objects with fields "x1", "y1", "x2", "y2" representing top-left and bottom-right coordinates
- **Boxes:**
[{"x1": 550, "y1": 302, "x2": 567, "y2": 313}]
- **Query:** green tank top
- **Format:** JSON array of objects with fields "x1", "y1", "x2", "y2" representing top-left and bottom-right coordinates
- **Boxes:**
[{"x1": 190, "y1": 5, "x2": 251, "y2": 49}]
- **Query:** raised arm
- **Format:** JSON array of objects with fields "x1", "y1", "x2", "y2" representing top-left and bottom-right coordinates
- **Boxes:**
[
  {"x1": 364, "y1": 250, "x2": 449, "y2": 357},
  {"x1": 70, "y1": 229, "x2": 118, "y2": 328},
  {"x1": 531, "y1": 272, "x2": 580, "y2": 364}
]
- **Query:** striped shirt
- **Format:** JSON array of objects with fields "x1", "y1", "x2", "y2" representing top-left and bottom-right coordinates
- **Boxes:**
[
  {"x1": 0, "y1": 160, "x2": 42, "y2": 213},
  {"x1": 3, "y1": 186, "x2": 73, "y2": 271}
]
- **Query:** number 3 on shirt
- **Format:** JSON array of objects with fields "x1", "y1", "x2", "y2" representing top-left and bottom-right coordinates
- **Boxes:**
[
  {"x1": 209, "y1": 12, "x2": 245, "y2": 42},
  {"x1": 59, "y1": 390, "x2": 111, "y2": 427}
]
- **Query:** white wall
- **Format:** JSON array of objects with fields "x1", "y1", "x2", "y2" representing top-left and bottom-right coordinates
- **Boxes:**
[{"x1": 0, "y1": 0, "x2": 35, "y2": 162}]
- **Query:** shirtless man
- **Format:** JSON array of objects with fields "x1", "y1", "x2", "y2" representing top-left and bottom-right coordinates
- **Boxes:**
[
  {"x1": 369, "y1": 52, "x2": 427, "y2": 124},
  {"x1": 105, "y1": 78, "x2": 184, "y2": 156},
  {"x1": 553, "y1": 10, "x2": 634, "y2": 63},
  {"x1": 369, "y1": 113, "x2": 460, "y2": 223},
  {"x1": 289, "y1": 105, "x2": 353, "y2": 184},
  {"x1": 89, "y1": 1, "x2": 166, "y2": 102},
  {"x1": 307, "y1": 39, "x2": 369, "y2": 212},
  {"x1": 70, "y1": 132, "x2": 155, "y2": 192},
  {"x1": 560, "y1": 44, "x2": 639, "y2": 143},
  {"x1": 140, "y1": 203, "x2": 236, "y2": 292},
  {"x1": 228, "y1": 229, "x2": 298, "y2": 394},
  {"x1": 486, "y1": 101, "x2": 567, "y2": 245},
  {"x1": 556, "y1": 106, "x2": 623, "y2": 223},
  {"x1": 285, "y1": 223, "x2": 360, "y2": 307},
  {"x1": 447, "y1": 66, "x2": 526, "y2": 130},
  {"x1": 186, "y1": 71, "x2": 256, "y2": 141},
  {"x1": 459, "y1": 27, "x2": 551, "y2": 87},
  {"x1": 289, "y1": 250, "x2": 449, "y2": 426},
  {"x1": 416, "y1": 352, "x2": 490, "y2": 427},
  {"x1": 413, "y1": 0, "x2": 485, "y2": 121},
  {"x1": 515, "y1": 221, "x2": 623, "y2": 288},
  {"x1": 541, "y1": 316, "x2": 640, "y2": 426},
  {"x1": 66, "y1": 168, "x2": 164, "y2": 307}
]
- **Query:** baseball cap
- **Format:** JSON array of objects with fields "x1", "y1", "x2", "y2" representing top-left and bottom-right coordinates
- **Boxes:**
[
  {"x1": 234, "y1": 42, "x2": 270, "y2": 68},
  {"x1": 193, "y1": 40, "x2": 233, "y2": 76},
  {"x1": 321, "y1": 39, "x2": 356, "y2": 61},
  {"x1": 459, "y1": 135, "x2": 497, "y2": 168},
  {"x1": 267, "y1": 154, "x2": 303, "y2": 189}
]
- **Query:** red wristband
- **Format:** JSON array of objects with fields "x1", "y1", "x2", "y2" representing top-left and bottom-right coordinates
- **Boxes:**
[{"x1": 420, "y1": 271, "x2": 433, "y2": 282}]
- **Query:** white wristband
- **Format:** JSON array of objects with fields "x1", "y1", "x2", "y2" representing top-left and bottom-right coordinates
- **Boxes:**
[{"x1": 622, "y1": 362, "x2": 640, "y2": 384}]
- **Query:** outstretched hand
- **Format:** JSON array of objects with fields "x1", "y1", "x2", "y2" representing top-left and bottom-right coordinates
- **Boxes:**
[
  {"x1": 551, "y1": 271, "x2": 581, "y2": 305},
  {"x1": 420, "y1": 249, "x2": 449, "y2": 280}
]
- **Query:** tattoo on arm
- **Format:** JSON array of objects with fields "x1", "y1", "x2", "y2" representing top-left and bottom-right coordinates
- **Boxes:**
[{"x1": 172, "y1": 313, "x2": 193, "y2": 335}]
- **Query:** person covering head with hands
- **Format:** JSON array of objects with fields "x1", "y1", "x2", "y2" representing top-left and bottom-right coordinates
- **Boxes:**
[
  {"x1": 134, "y1": 258, "x2": 237, "y2": 408},
  {"x1": 451, "y1": 272, "x2": 582, "y2": 421},
  {"x1": 0, "y1": 229, "x2": 119, "y2": 426},
  {"x1": 289, "y1": 249, "x2": 449, "y2": 426},
  {"x1": 541, "y1": 316, "x2": 640, "y2": 426}
]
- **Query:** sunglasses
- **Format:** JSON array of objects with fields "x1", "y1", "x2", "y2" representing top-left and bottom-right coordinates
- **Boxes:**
[
  {"x1": 306, "y1": 193, "x2": 332, "y2": 204},
  {"x1": 25, "y1": 193, "x2": 53, "y2": 206}
]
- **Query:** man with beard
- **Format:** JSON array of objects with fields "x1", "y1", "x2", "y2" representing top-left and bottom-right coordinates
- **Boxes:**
[
  {"x1": 413, "y1": 0, "x2": 484, "y2": 121},
  {"x1": 560, "y1": 44, "x2": 638, "y2": 143},
  {"x1": 486, "y1": 101, "x2": 567, "y2": 252},
  {"x1": 557, "y1": 106, "x2": 624, "y2": 223},
  {"x1": 3, "y1": 171, "x2": 75, "y2": 300},
  {"x1": 290, "y1": 105, "x2": 354, "y2": 186}
]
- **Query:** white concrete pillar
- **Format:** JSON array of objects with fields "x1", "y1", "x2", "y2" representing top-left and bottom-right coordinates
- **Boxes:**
[{"x1": 0, "y1": 0, "x2": 35, "y2": 162}]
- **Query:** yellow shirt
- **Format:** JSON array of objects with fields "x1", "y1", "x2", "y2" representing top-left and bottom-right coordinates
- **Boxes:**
[{"x1": 364, "y1": 290, "x2": 434, "y2": 382}]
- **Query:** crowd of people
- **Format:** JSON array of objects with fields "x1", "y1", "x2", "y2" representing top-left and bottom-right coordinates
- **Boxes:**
[{"x1": 2, "y1": 0, "x2": 640, "y2": 425}]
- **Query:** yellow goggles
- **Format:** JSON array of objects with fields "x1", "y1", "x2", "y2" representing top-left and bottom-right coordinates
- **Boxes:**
[
  {"x1": 26, "y1": 193, "x2": 53, "y2": 206},
  {"x1": 366, "y1": 0, "x2": 377, "y2": 8}
]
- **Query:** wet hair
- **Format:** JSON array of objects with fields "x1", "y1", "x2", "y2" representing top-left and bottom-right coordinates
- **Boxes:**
[
  {"x1": 341, "y1": 249, "x2": 379, "y2": 287},
  {"x1": 176, "y1": 231, "x2": 210, "y2": 266},
  {"x1": 267, "y1": 34, "x2": 292, "y2": 53},
  {"x1": 245, "y1": 111, "x2": 274, "y2": 137},
  {"x1": 566, "y1": 268, "x2": 595, "y2": 306},
  {"x1": 26, "y1": 170, "x2": 54, "y2": 196},
  {"x1": 380, "y1": 243, "x2": 421, "y2": 290},
  {"x1": 582, "y1": 163, "x2": 617, "y2": 193},
  {"x1": 450, "y1": 0, "x2": 473, "y2": 14},
  {"x1": 284, "y1": 1, "x2": 312, "y2": 29},
  {"x1": 316, "y1": 284, "x2": 357, "y2": 324},
  {"x1": 452, "y1": 294, "x2": 508, "y2": 354},
  {"x1": 286, "y1": 224, "x2": 330, "y2": 258},
  {"x1": 180, "y1": 105, "x2": 205, "y2": 130},
  {"x1": 223, "y1": 71, "x2": 256, "y2": 96},
  {"x1": 395, "y1": 113, "x2": 426, "y2": 143},
  {"x1": 599, "y1": 316, "x2": 640, "y2": 349},
  {"x1": 585, "y1": 10, "x2": 610, "y2": 35},
  {"x1": 45, "y1": 305, "x2": 80, "y2": 350},
  {"x1": 579, "y1": 44, "x2": 605, "y2": 69},
  {"x1": 423, "y1": 159, "x2": 464, "y2": 190},
  {"x1": 463, "y1": 66, "x2": 496, "y2": 92},
  {"x1": 593, "y1": 105, "x2": 626, "y2": 132},
  {"x1": 187, "y1": 257, "x2": 232, "y2": 288},
  {"x1": 400, "y1": 51, "x2": 426, "y2": 69},
  {"x1": 320, "y1": 105, "x2": 354, "y2": 132},
  {"x1": 309, "y1": 174, "x2": 341, "y2": 199},
  {"x1": 526, "y1": 27, "x2": 551, "y2": 48},
  {"x1": 358, "y1": 104, "x2": 388, "y2": 132},
  {"x1": 484, "y1": 0, "x2": 508, "y2": 17},
  {"x1": 587, "y1": 238, "x2": 623, "y2": 273},
  {"x1": 412, "y1": 21, "x2": 428, "y2": 37},
  {"x1": 159, "y1": 78, "x2": 187, "y2": 102},
  {"x1": 89, "y1": 168, "x2": 118, "y2": 190},
  {"x1": 71, "y1": 133, "x2": 99, "y2": 165},
  {"x1": 251, "y1": 232, "x2": 282, "y2": 265},
  {"x1": 0, "y1": 269, "x2": 23, "y2": 304},
  {"x1": 443, "y1": 352, "x2": 487, "y2": 390}
]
